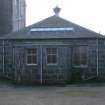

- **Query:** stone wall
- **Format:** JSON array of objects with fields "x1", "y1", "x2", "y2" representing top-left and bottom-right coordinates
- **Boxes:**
[{"x1": 1, "y1": 38, "x2": 105, "y2": 84}]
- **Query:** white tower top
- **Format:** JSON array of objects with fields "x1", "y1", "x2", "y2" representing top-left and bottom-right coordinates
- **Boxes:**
[{"x1": 53, "y1": 6, "x2": 61, "y2": 16}]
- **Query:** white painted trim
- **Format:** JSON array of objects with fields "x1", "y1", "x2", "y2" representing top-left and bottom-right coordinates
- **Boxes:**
[
  {"x1": 40, "y1": 46, "x2": 43, "y2": 84},
  {"x1": 26, "y1": 64, "x2": 38, "y2": 66},
  {"x1": 13, "y1": 48, "x2": 18, "y2": 80},
  {"x1": 96, "y1": 37, "x2": 99, "y2": 76},
  {"x1": 30, "y1": 27, "x2": 74, "y2": 32},
  {"x1": 2, "y1": 40, "x2": 5, "y2": 74},
  {"x1": 13, "y1": 43, "x2": 71, "y2": 47},
  {"x1": 47, "y1": 63, "x2": 58, "y2": 66},
  {"x1": 73, "y1": 65, "x2": 88, "y2": 68}
]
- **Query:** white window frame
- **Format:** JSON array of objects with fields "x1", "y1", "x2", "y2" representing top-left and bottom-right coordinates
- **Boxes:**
[
  {"x1": 46, "y1": 48, "x2": 58, "y2": 65},
  {"x1": 72, "y1": 46, "x2": 88, "y2": 68},
  {"x1": 26, "y1": 48, "x2": 38, "y2": 66}
]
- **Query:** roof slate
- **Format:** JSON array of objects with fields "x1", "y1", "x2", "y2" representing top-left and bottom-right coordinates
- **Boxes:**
[{"x1": 4, "y1": 15, "x2": 105, "y2": 39}]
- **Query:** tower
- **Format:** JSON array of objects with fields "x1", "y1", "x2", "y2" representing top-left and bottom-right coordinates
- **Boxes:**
[{"x1": 0, "y1": 0, "x2": 26, "y2": 35}]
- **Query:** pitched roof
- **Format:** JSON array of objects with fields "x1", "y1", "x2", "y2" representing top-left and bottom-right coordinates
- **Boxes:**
[{"x1": 4, "y1": 15, "x2": 104, "y2": 39}]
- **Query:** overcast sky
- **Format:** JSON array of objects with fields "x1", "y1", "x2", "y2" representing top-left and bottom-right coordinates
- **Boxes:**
[{"x1": 26, "y1": 0, "x2": 105, "y2": 35}]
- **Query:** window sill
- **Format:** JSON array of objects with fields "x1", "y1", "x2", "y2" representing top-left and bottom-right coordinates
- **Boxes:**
[
  {"x1": 26, "y1": 64, "x2": 38, "y2": 66},
  {"x1": 47, "y1": 63, "x2": 58, "y2": 66},
  {"x1": 73, "y1": 65, "x2": 88, "y2": 68}
]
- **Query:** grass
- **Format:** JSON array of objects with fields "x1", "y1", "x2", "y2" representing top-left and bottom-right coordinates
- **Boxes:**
[
  {"x1": 62, "y1": 90, "x2": 99, "y2": 97},
  {"x1": 0, "y1": 77, "x2": 12, "y2": 85}
]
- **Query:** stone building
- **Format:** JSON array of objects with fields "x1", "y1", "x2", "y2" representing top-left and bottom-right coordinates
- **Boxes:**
[
  {"x1": 0, "y1": 7, "x2": 105, "y2": 84},
  {"x1": 0, "y1": 0, "x2": 26, "y2": 36}
]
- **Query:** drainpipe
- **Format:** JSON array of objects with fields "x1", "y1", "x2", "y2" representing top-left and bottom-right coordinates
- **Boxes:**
[
  {"x1": 40, "y1": 45, "x2": 43, "y2": 84},
  {"x1": 2, "y1": 40, "x2": 5, "y2": 75},
  {"x1": 96, "y1": 35, "x2": 99, "y2": 77},
  {"x1": 13, "y1": 47, "x2": 16, "y2": 80}
]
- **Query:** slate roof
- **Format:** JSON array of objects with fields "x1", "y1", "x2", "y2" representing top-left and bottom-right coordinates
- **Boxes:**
[{"x1": 4, "y1": 15, "x2": 105, "y2": 39}]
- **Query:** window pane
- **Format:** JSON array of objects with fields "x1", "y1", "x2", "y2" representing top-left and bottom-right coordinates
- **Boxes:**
[
  {"x1": 51, "y1": 48, "x2": 57, "y2": 54},
  {"x1": 27, "y1": 48, "x2": 37, "y2": 65},
  {"x1": 47, "y1": 48, "x2": 57, "y2": 54},
  {"x1": 47, "y1": 55, "x2": 52, "y2": 64},
  {"x1": 73, "y1": 46, "x2": 88, "y2": 66},
  {"x1": 47, "y1": 48, "x2": 51, "y2": 54},
  {"x1": 27, "y1": 49, "x2": 37, "y2": 54},
  {"x1": 47, "y1": 48, "x2": 57, "y2": 64},
  {"x1": 32, "y1": 55, "x2": 37, "y2": 64},
  {"x1": 52, "y1": 55, "x2": 57, "y2": 63},
  {"x1": 27, "y1": 56, "x2": 32, "y2": 64}
]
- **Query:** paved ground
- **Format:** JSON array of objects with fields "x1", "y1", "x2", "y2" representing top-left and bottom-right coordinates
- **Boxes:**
[{"x1": 0, "y1": 83, "x2": 105, "y2": 105}]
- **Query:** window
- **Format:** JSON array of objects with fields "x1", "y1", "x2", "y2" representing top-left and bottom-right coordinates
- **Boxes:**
[
  {"x1": 15, "y1": 0, "x2": 22, "y2": 19},
  {"x1": 46, "y1": 48, "x2": 57, "y2": 65},
  {"x1": 16, "y1": 0, "x2": 19, "y2": 18},
  {"x1": 26, "y1": 48, "x2": 37, "y2": 65},
  {"x1": 73, "y1": 46, "x2": 88, "y2": 67}
]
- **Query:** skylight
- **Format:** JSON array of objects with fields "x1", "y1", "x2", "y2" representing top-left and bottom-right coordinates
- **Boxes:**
[{"x1": 30, "y1": 27, "x2": 74, "y2": 32}]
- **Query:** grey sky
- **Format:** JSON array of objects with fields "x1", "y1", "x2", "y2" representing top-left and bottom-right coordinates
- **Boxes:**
[{"x1": 26, "y1": 0, "x2": 105, "y2": 35}]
